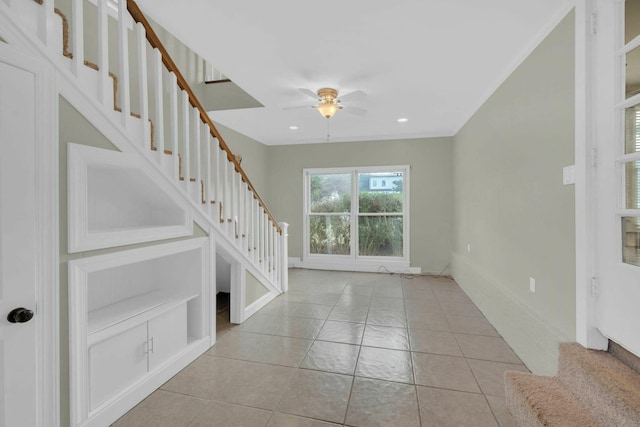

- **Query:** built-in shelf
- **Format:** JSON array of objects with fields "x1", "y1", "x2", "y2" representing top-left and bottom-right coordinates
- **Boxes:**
[
  {"x1": 67, "y1": 143, "x2": 192, "y2": 252},
  {"x1": 69, "y1": 238, "x2": 210, "y2": 426},
  {"x1": 88, "y1": 291, "x2": 198, "y2": 344}
]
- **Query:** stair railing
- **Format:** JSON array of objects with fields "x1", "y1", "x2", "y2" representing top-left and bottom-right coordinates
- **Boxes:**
[
  {"x1": 25, "y1": 0, "x2": 287, "y2": 290},
  {"x1": 125, "y1": 0, "x2": 286, "y2": 289}
]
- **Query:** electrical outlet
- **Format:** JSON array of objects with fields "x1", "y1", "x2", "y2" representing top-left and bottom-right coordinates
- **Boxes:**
[
  {"x1": 529, "y1": 277, "x2": 536, "y2": 293},
  {"x1": 467, "y1": 243, "x2": 471, "y2": 253},
  {"x1": 563, "y1": 165, "x2": 575, "y2": 185}
]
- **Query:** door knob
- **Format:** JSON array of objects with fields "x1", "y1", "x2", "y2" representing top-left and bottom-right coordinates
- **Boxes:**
[{"x1": 7, "y1": 307, "x2": 34, "y2": 323}]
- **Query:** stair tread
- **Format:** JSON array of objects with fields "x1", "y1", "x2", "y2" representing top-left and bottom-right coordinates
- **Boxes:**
[
  {"x1": 559, "y1": 342, "x2": 640, "y2": 420},
  {"x1": 505, "y1": 371, "x2": 601, "y2": 427}
]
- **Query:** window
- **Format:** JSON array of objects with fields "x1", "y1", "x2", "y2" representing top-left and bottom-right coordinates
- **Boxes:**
[{"x1": 304, "y1": 166, "x2": 409, "y2": 266}]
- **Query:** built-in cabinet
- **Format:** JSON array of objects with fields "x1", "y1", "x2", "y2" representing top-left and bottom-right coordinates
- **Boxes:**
[
  {"x1": 88, "y1": 298, "x2": 191, "y2": 409},
  {"x1": 68, "y1": 238, "x2": 211, "y2": 427}
]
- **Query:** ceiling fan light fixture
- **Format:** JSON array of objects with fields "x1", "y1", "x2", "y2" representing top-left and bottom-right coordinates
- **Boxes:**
[{"x1": 316, "y1": 102, "x2": 341, "y2": 118}]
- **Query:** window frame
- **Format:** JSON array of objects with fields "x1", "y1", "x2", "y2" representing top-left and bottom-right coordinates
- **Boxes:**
[{"x1": 302, "y1": 165, "x2": 410, "y2": 270}]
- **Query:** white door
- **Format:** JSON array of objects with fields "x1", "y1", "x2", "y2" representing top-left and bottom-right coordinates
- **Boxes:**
[
  {"x1": 594, "y1": 0, "x2": 640, "y2": 356},
  {"x1": 0, "y1": 43, "x2": 57, "y2": 426}
]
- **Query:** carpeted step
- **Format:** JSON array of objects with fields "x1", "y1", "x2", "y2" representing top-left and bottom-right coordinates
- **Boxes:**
[
  {"x1": 558, "y1": 342, "x2": 640, "y2": 427},
  {"x1": 505, "y1": 371, "x2": 601, "y2": 427}
]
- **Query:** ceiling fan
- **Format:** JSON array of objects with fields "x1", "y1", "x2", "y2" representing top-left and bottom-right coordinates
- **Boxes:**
[{"x1": 286, "y1": 87, "x2": 367, "y2": 118}]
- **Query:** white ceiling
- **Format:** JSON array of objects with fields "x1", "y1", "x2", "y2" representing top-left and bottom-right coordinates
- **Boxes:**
[{"x1": 137, "y1": 0, "x2": 573, "y2": 146}]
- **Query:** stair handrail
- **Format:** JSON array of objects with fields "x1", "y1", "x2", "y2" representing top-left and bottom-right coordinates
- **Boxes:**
[{"x1": 126, "y1": 0, "x2": 281, "y2": 234}]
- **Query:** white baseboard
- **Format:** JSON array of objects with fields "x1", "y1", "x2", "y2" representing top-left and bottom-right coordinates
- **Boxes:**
[
  {"x1": 288, "y1": 257, "x2": 421, "y2": 274},
  {"x1": 451, "y1": 252, "x2": 572, "y2": 375},
  {"x1": 288, "y1": 257, "x2": 303, "y2": 268},
  {"x1": 244, "y1": 292, "x2": 276, "y2": 319}
]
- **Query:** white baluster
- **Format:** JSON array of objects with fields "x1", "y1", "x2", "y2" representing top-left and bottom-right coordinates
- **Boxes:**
[
  {"x1": 204, "y1": 133, "x2": 213, "y2": 211},
  {"x1": 266, "y1": 213, "x2": 271, "y2": 274},
  {"x1": 152, "y1": 49, "x2": 165, "y2": 157},
  {"x1": 198, "y1": 122, "x2": 206, "y2": 204},
  {"x1": 231, "y1": 166, "x2": 237, "y2": 238},
  {"x1": 117, "y1": 0, "x2": 131, "y2": 122},
  {"x1": 243, "y1": 183, "x2": 250, "y2": 254},
  {"x1": 222, "y1": 157, "x2": 228, "y2": 226},
  {"x1": 213, "y1": 142, "x2": 220, "y2": 219},
  {"x1": 257, "y1": 201, "x2": 262, "y2": 265},
  {"x1": 136, "y1": 23, "x2": 150, "y2": 149},
  {"x1": 266, "y1": 217, "x2": 270, "y2": 273},
  {"x1": 279, "y1": 222, "x2": 289, "y2": 292},
  {"x1": 189, "y1": 107, "x2": 199, "y2": 199},
  {"x1": 262, "y1": 210, "x2": 267, "y2": 272},
  {"x1": 270, "y1": 223, "x2": 274, "y2": 278},
  {"x1": 236, "y1": 174, "x2": 242, "y2": 244},
  {"x1": 256, "y1": 206, "x2": 264, "y2": 269},
  {"x1": 70, "y1": 0, "x2": 84, "y2": 76},
  {"x1": 230, "y1": 165, "x2": 236, "y2": 238},
  {"x1": 38, "y1": 0, "x2": 55, "y2": 45},
  {"x1": 249, "y1": 193, "x2": 258, "y2": 263},
  {"x1": 96, "y1": 0, "x2": 109, "y2": 107},
  {"x1": 181, "y1": 92, "x2": 190, "y2": 185},
  {"x1": 271, "y1": 222, "x2": 275, "y2": 278},
  {"x1": 274, "y1": 226, "x2": 279, "y2": 283},
  {"x1": 168, "y1": 72, "x2": 179, "y2": 180}
]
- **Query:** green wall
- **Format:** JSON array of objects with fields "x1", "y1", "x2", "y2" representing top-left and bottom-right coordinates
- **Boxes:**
[
  {"x1": 246, "y1": 272, "x2": 270, "y2": 307},
  {"x1": 216, "y1": 123, "x2": 270, "y2": 197},
  {"x1": 267, "y1": 138, "x2": 454, "y2": 274},
  {"x1": 451, "y1": 11, "x2": 576, "y2": 374}
]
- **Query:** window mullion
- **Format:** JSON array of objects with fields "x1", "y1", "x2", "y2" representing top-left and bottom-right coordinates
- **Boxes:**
[{"x1": 352, "y1": 169, "x2": 358, "y2": 260}]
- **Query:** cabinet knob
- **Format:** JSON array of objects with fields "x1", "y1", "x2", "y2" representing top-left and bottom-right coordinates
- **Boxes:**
[{"x1": 7, "y1": 307, "x2": 34, "y2": 323}]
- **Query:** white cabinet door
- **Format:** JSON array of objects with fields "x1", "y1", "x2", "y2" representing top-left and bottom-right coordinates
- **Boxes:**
[
  {"x1": 148, "y1": 303, "x2": 187, "y2": 371},
  {"x1": 89, "y1": 323, "x2": 148, "y2": 410},
  {"x1": 0, "y1": 51, "x2": 38, "y2": 427}
]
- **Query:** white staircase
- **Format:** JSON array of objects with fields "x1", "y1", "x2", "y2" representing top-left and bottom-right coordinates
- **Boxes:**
[{"x1": 0, "y1": 0, "x2": 288, "y2": 295}]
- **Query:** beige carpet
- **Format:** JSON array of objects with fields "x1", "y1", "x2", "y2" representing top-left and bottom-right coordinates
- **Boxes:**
[{"x1": 505, "y1": 342, "x2": 640, "y2": 426}]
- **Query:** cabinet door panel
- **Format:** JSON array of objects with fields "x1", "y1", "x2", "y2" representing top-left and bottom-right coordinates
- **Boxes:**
[
  {"x1": 148, "y1": 303, "x2": 187, "y2": 371},
  {"x1": 89, "y1": 323, "x2": 148, "y2": 410}
]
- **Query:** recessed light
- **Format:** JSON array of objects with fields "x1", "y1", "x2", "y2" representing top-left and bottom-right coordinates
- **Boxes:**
[
  {"x1": 289, "y1": 125, "x2": 299, "y2": 130},
  {"x1": 397, "y1": 118, "x2": 408, "y2": 123}
]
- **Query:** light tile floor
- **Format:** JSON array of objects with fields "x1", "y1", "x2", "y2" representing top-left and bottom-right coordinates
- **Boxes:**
[{"x1": 114, "y1": 269, "x2": 527, "y2": 426}]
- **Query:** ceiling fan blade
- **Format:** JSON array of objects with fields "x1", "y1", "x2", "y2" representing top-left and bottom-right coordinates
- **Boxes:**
[
  {"x1": 343, "y1": 105, "x2": 367, "y2": 116},
  {"x1": 283, "y1": 105, "x2": 314, "y2": 111},
  {"x1": 338, "y1": 90, "x2": 367, "y2": 102},
  {"x1": 298, "y1": 88, "x2": 320, "y2": 100}
]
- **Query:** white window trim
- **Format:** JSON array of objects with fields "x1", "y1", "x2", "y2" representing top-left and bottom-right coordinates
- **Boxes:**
[{"x1": 302, "y1": 165, "x2": 411, "y2": 272}]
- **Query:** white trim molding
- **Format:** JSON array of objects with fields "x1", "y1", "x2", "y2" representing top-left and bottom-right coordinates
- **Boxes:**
[{"x1": 574, "y1": 0, "x2": 608, "y2": 351}]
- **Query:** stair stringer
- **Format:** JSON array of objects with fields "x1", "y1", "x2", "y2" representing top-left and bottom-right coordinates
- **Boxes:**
[{"x1": 0, "y1": 2, "x2": 284, "y2": 299}]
